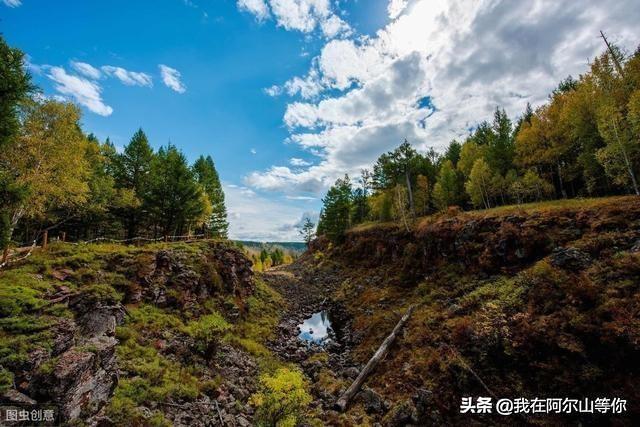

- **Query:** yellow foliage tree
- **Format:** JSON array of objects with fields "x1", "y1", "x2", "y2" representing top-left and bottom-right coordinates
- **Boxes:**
[{"x1": 1, "y1": 100, "x2": 90, "y2": 240}]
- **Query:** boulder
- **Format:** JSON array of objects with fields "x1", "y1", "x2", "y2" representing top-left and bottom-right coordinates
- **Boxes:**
[
  {"x1": 383, "y1": 400, "x2": 418, "y2": 427},
  {"x1": 356, "y1": 387, "x2": 386, "y2": 414},
  {"x1": 412, "y1": 388, "x2": 442, "y2": 424},
  {"x1": 31, "y1": 336, "x2": 118, "y2": 421},
  {"x1": 549, "y1": 247, "x2": 592, "y2": 271},
  {"x1": 51, "y1": 318, "x2": 77, "y2": 355},
  {"x1": 2, "y1": 389, "x2": 37, "y2": 405},
  {"x1": 77, "y1": 305, "x2": 125, "y2": 340}
]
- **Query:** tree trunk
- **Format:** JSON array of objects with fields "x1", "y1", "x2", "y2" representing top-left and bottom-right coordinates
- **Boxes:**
[
  {"x1": 557, "y1": 161, "x2": 567, "y2": 198},
  {"x1": 611, "y1": 118, "x2": 639, "y2": 195},
  {"x1": 335, "y1": 305, "x2": 416, "y2": 412},
  {"x1": 405, "y1": 169, "x2": 415, "y2": 217}
]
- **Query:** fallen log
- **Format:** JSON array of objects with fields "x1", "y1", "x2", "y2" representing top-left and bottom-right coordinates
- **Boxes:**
[{"x1": 335, "y1": 304, "x2": 416, "y2": 412}]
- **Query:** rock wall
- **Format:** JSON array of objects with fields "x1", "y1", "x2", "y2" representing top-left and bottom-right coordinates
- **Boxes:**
[
  {"x1": 316, "y1": 198, "x2": 640, "y2": 284},
  {"x1": 1, "y1": 241, "x2": 254, "y2": 424}
]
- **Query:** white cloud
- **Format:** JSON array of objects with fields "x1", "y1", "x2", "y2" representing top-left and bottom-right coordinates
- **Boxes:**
[
  {"x1": 2, "y1": 0, "x2": 21, "y2": 7},
  {"x1": 264, "y1": 85, "x2": 282, "y2": 96},
  {"x1": 286, "y1": 195, "x2": 316, "y2": 201},
  {"x1": 236, "y1": 0, "x2": 350, "y2": 38},
  {"x1": 238, "y1": 0, "x2": 270, "y2": 21},
  {"x1": 23, "y1": 55, "x2": 45, "y2": 75},
  {"x1": 159, "y1": 65, "x2": 187, "y2": 93},
  {"x1": 250, "y1": 148, "x2": 257, "y2": 154},
  {"x1": 387, "y1": 0, "x2": 409, "y2": 19},
  {"x1": 102, "y1": 65, "x2": 152, "y2": 87},
  {"x1": 246, "y1": 0, "x2": 640, "y2": 195},
  {"x1": 290, "y1": 157, "x2": 312, "y2": 166},
  {"x1": 224, "y1": 183, "x2": 311, "y2": 241},
  {"x1": 47, "y1": 67, "x2": 113, "y2": 116},
  {"x1": 284, "y1": 66, "x2": 323, "y2": 99},
  {"x1": 70, "y1": 61, "x2": 102, "y2": 80},
  {"x1": 265, "y1": 66, "x2": 323, "y2": 99},
  {"x1": 319, "y1": 13, "x2": 351, "y2": 38}
]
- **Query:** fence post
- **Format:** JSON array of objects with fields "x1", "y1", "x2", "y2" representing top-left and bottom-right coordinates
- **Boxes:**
[
  {"x1": 1, "y1": 247, "x2": 8, "y2": 264},
  {"x1": 164, "y1": 235, "x2": 168, "y2": 243},
  {"x1": 42, "y1": 230, "x2": 48, "y2": 249},
  {"x1": 61, "y1": 231, "x2": 66, "y2": 242}
]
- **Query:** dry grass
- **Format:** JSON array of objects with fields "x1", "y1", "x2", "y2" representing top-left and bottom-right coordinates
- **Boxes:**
[{"x1": 415, "y1": 195, "x2": 637, "y2": 232}]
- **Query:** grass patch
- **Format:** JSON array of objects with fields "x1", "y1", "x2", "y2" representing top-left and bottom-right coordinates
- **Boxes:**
[{"x1": 229, "y1": 277, "x2": 285, "y2": 371}]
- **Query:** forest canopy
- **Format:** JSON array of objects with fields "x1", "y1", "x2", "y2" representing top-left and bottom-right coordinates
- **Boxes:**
[
  {"x1": 318, "y1": 42, "x2": 640, "y2": 242},
  {"x1": 0, "y1": 36, "x2": 229, "y2": 256}
]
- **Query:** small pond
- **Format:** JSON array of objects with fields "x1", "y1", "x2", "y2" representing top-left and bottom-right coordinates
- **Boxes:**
[{"x1": 298, "y1": 311, "x2": 333, "y2": 345}]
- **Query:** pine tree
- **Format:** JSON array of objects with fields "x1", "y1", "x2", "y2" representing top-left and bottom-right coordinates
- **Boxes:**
[
  {"x1": 299, "y1": 218, "x2": 316, "y2": 248},
  {"x1": 486, "y1": 107, "x2": 515, "y2": 175},
  {"x1": 193, "y1": 155, "x2": 229, "y2": 238},
  {"x1": 317, "y1": 175, "x2": 352, "y2": 243},
  {"x1": 372, "y1": 141, "x2": 423, "y2": 216},
  {"x1": 350, "y1": 188, "x2": 369, "y2": 225},
  {"x1": 146, "y1": 145, "x2": 208, "y2": 237},
  {"x1": 444, "y1": 140, "x2": 462, "y2": 167},
  {"x1": 113, "y1": 129, "x2": 154, "y2": 238}
]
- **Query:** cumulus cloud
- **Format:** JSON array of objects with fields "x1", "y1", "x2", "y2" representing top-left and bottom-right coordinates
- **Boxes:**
[
  {"x1": 237, "y1": 0, "x2": 350, "y2": 38},
  {"x1": 47, "y1": 67, "x2": 113, "y2": 116},
  {"x1": 264, "y1": 85, "x2": 282, "y2": 96},
  {"x1": 224, "y1": 183, "x2": 310, "y2": 241},
  {"x1": 70, "y1": 61, "x2": 102, "y2": 80},
  {"x1": 2, "y1": 0, "x2": 21, "y2": 7},
  {"x1": 238, "y1": 0, "x2": 270, "y2": 21},
  {"x1": 102, "y1": 65, "x2": 153, "y2": 87},
  {"x1": 159, "y1": 65, "x2": 187, "y2": 93},
  {"x1": 387, "y1": 0, "x2": 409, "y2": 19},
  {"x1": 245, "y1": 0, "x2": 640, "y2": 195},
  {"x1": 290, "y1": 158, "x2": 312, "y2": 166}
]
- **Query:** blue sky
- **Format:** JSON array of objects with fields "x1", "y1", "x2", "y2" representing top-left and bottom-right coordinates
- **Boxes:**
[{"x1": 2, "y1": 0, "x2": 639, "y2": 240}]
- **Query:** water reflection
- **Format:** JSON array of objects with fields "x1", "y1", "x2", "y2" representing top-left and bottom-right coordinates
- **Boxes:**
[{"x1": 298, "y1": 311, "x2": 332, "y2": 345}]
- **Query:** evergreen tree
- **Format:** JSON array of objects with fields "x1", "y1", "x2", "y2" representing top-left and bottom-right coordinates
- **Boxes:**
[
  {"x1": 350, "y1": 188, "x2": 369, "y2": 225},
  {"x1": 299, "y1": 217, "x2": 316, "y2": 248},
  {"x1": 372, "y1": 140, "x2": 422, "y2": 215},
  {"x1": 146, "y1": 145, "x2": 208, "y2": 237},
  {"x1": 193, "y1": 155, "x2": 229, "y2": 238},
  {"x1": 260, "y1": 249, "x2": 269, "y2": 263},
  {"x1": 317, "y1": 175, "x2": 352, "y2": 243},
  {"x1": 113, "y1": 129, "x2": 154, "y2": 237},
  {"x1": 71, "y1": 134, "x2": 118, "y2": 239},
  {"x1": 444, "y1": 140, "x2": 462, "y2": 167},
  {"x1": 514, "y1": 102, "x2": 534, "y2": 136},
  {"x1": 486, "y1": 107, "x2": 515, "y2": 175}
]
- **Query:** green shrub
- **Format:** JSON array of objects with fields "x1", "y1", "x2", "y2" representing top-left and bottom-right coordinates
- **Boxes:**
[
  {"x1": 78, "y1": 283, "x2": 122, "y2": 306},
  {"x1": 250, "y1": 368, "x2": 312, "y2": 427},
  {"x1": 0, "y1": 367, "x2": 13, "y2": 393},
  {"x1": 186, "y1": 312, "x2": 230, "y2": 358}
]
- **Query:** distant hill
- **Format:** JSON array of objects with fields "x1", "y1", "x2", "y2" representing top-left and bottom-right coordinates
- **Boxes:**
[{"x1": 234, "y1": 240, "x2": 307, "y2": 254}]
